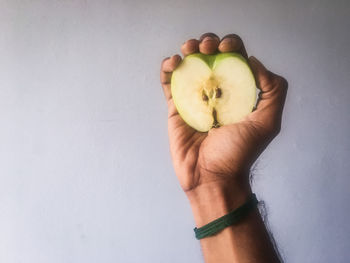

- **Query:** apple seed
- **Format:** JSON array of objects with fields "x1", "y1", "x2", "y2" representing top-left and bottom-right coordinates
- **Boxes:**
[
  {"x1": 215, "y1": 87, "x2": 222, "y2": 98},
  {"x1": 202, "y1": 92, "x2": 209, "y2": 101}
]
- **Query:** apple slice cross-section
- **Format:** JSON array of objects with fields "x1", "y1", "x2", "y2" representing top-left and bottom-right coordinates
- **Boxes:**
[{"x1": 171, "y1": 52, "x2": 257, "y2": 132}]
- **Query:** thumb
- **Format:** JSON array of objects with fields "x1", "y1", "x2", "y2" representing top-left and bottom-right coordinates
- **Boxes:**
[
  {"x1": 248, "y1": 56, "x2": 271, "y2": 92},
  {"x1": 247, "y1": 56, "x2": 288, "y2": 135}
]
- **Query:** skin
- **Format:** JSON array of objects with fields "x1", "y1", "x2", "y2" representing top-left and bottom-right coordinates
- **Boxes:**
[{"x1": 160, "y1": 33, "x2": 288, "y2": 263}]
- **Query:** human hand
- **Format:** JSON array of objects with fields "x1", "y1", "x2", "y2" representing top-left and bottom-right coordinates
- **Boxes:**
[{"x1": 160, "y1": 33, "x2": 287, "y2": 208}]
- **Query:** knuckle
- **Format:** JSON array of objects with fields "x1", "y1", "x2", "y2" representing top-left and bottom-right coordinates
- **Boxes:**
[
  {"x1": 266, "y1": 124, "x2": 281, "y2": 138},
  {"x1": 278, "y1": 76, "x2": 288, "y2": 89},
  {"x1": 273, "y1": 124, "x2": 281, "y2": 135},
  {"x1": 260, "y1": 73, "x2": 273, "y2": 88},
  {"x1": 161, "y1": 57, "x2": 169, "y2": 64},
  {"x1": 161, "y1": 57, "x2": 169, "y2": 69},
  {"x1": 263, "y1": 119, "x2": 282, "y2": 137},
  {"x1": 273, "y1": 74, "x2": 288, "y2": 89},
  {"x1": 265, "y1": 71, "x2": 274, "y2": 81}
]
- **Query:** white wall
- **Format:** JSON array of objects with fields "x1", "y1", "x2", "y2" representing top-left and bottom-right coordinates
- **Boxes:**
[{"x1": 0, "y1": 0, "x2": 349, "y2": 262}]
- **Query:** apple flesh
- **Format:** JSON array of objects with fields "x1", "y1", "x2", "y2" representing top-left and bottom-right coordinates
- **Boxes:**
[{"x1": 171, "y1": 52, "x2": 257, "y2": 132}]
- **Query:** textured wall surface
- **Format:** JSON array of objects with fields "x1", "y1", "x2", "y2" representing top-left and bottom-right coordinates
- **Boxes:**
[{"x1": 1, "y1": 0, "x2": 349, "y2": 262}]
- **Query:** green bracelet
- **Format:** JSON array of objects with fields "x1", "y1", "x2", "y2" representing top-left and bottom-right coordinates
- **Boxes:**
[{"x1": 194, "y1": 193, "x2": 258, "y2": 240}]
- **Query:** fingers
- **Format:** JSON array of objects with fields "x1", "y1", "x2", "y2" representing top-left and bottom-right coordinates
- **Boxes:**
[
  {"x1": 180, "y1": 33, "x2": 248, "y2": 57},
  {"x1": 199, "y1": 33, "x2": 220, "y2": 55},
  {"x1": 160, "y1": 55, "x2": 182, "y2": 101},
  {"x1": 161, "y1": 55, "x2": 182, "y2": 73},
  {"x1": 181, "y1": 33, "x2": 220, "y2": 57},
  {"x1": 218, "y1": 34, "x2": 248, "y2": 58},
  {"x1": 198, "y1": 33, "x2": 248, "y2": 57},
  {"x1": 181, "y1": 39, "x2": 200, "y2": 56}
]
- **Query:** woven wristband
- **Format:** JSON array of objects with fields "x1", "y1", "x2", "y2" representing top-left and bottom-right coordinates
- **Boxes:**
[{"x1": 194, "y1": 193, "x2": 258, "y2": 240}]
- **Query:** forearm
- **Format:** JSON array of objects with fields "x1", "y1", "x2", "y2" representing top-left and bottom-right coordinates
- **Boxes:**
[{"x1": 186, "y1": 179, "x2": 281, "y2": 263}]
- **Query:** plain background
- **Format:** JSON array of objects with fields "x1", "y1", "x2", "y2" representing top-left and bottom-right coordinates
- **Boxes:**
[{"x1": 1, "y1": 0, "x2": 349, "y2": 262}]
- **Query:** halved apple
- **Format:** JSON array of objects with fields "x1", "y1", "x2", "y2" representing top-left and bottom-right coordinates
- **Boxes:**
[{"x1": 171, "y1": 52, "x2": 257, "y2": 132}]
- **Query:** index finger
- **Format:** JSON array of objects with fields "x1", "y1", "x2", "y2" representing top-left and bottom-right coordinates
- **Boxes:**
[{"x1": 160, "y1": 55, "x2": 182, "y2": 101}]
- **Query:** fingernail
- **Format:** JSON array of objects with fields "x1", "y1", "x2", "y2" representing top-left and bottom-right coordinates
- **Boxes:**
[
  {"x1": 202, "y1": 36, "x2": 214, "y2": 42},
  {"x1": 221, "y1": 38, "x2": 232, "y2": 45},
  {"x1": 171, "y1": 55, "x2": 181, "y2": 61}
]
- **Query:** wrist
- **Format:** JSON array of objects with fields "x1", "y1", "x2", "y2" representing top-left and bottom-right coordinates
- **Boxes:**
[{"x1": 186, "y1": 179, "x2": 252, "y2": 227}]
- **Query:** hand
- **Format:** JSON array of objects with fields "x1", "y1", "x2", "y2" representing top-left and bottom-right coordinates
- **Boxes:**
[{"x1": 160, "y1": 33, "x2": 287, "y2": 199}]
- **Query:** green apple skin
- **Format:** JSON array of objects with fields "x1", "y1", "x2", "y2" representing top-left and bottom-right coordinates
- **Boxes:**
[
  {"x1": 171, "y1": 52, "x2": 257, "y2": 132},
  {"x1": 183, "y1": 52, "x2": 250, "y2": 70}
]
